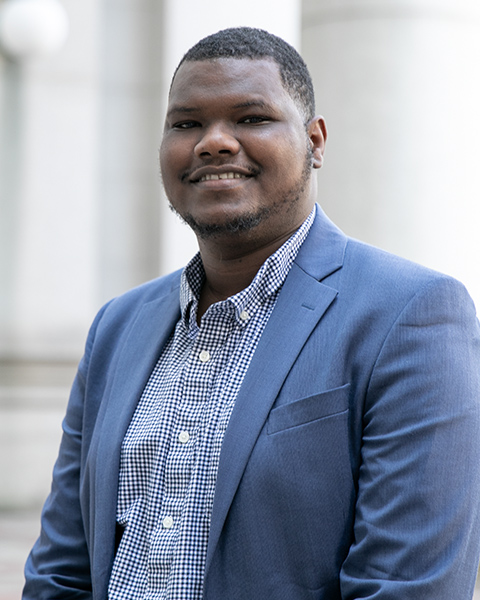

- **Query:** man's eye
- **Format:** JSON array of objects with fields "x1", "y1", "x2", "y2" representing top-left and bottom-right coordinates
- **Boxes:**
[
  {"x1": 173, "y1": 121, "x2": 200, "y2": 129},
  {"x1": 241, "y1": 116, "x2": 270, "y2": 124}
]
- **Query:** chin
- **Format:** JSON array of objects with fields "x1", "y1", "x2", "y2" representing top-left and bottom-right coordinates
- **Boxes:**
[{"x1": 170, "y1": 203, "x2": 272, "y2": 239}]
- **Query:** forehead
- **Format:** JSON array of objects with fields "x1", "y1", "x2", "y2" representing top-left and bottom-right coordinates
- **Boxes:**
[{"x1": 168, "y1": 57, "x2": 295, "y2": 113}]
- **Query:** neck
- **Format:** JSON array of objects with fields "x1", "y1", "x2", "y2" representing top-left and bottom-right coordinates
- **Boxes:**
[{"x1": 195, "y1": 229, "x2": 295, "y2": 322}]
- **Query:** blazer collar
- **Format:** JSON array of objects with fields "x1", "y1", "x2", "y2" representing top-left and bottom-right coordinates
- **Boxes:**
[{"x1": 295, "y1": 203, "x2": 347, "y2": 281}]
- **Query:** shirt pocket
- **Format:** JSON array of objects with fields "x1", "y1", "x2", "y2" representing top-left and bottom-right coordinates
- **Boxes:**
[{"x1": 266, "y1": 383, "x2": 350, "y2": 435}]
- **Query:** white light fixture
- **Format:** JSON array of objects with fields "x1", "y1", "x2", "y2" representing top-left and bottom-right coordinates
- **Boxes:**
[{"x1": 0, "y1": 0, "x2": 69, "y2": 60}]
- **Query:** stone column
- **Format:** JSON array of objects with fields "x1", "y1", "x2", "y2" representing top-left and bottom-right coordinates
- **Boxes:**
[
  {"x1": 302, "y1": 0, "x2": 480, "y2": 307},
  {"x1": 96, "y1": 0, "x2": 164, "y2": 302},
  {"x1": 0, "y1": 0, "x2": 101, "y2": 510},
  {"x1": 0, "y1": 0, "x2": 101, "y2": 360}
]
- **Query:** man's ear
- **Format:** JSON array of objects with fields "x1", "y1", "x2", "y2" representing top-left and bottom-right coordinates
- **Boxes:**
[{"x1": 307, "y1": 116, "x2": 327, "y2": 169}]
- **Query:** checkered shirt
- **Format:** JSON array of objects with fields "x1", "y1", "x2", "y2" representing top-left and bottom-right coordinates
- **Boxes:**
[{"x1": 108, "y1": 207, "x2": 315, "y2": 600}]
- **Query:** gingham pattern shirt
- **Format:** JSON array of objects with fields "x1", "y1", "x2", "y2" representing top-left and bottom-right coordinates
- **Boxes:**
[{"x1": 108, "y1": 207, "x2": 315, "y2": 600}]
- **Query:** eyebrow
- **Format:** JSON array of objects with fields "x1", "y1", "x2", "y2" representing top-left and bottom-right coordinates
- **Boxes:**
[
  {"x1": 231, "y1": 100, "x2": 271, "y2": 110},
  {"x1": 167, "y1": 99, "x2": 273, "y2": 117},
  {"x1": 166, "y1": 105, "x2": 199, "y2": 116}
]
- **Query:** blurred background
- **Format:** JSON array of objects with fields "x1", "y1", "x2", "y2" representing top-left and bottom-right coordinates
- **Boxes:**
[{"x1": 1, "y1": 0, "x2": 479, "y2": 597}]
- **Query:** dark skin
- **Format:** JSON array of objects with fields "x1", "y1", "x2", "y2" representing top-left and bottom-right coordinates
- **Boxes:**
[{"x1": 159, "y1": 58, "x2": 327, "y2": 321}]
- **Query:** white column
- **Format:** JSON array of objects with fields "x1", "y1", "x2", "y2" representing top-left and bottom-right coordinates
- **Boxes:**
[
  {"x1": 96, "y1": 0, "x2": 164, "y2": 302},
  {"x1": 302, "y1": 0, "x2": 480, "y2": 307},
  {"x1": 0, "y1": 0, "x2": 101, "y2": 360},
  {"x1": 158, "y1": 0, "x2": 302, "y2": 274},
  {"x1": 0, "y1": 0, "x2": 102, "y2": 511}
]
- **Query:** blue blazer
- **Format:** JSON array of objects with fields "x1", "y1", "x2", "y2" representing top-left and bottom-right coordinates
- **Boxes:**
[{"x1": 24, "y1": 207, "x2": 480, "y2": 599}]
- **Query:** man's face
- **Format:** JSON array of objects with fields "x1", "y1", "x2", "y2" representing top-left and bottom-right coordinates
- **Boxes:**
[{"x1": 160, "y1": 57, "x2": 325, "y2": 245}]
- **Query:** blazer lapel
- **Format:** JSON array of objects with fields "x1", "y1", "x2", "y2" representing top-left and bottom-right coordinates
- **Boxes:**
[{"x1": 205, "y1": 207, "x2": 348, "y2": 572}]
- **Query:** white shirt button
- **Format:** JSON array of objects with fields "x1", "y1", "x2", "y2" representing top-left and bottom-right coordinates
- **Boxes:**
[
  {"x1": 162, "y1": 516, "x2": 174, "y2": 529},
  {"x1": 199, "y1": 350, "x2": 211, "y2": 362},
  {"x1": 178, "y1": 431, "x2": 190, "y2": 444},
  {"x1": 239, "y1": 310, "x2": 250, "y2": 321}
]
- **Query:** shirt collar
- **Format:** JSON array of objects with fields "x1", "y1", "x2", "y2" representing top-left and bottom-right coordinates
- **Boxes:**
[{"x1": 180, "y1": 205, "x2": 316, "y2": 329}]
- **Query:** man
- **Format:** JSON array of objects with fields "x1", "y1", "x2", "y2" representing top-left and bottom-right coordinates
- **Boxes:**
[{"x1": 23, "y1": 27, "x2": 480, "y2": 599}]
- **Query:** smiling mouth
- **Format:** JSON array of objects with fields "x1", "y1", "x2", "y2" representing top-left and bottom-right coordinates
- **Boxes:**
[{"x1": 198, "y1": 172, "x2": 249, "y2": 182}]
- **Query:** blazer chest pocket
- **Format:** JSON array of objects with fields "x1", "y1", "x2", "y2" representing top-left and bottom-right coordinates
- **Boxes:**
[{"x1": 267, "y1": 383, "x2": 350, "y2": 435}]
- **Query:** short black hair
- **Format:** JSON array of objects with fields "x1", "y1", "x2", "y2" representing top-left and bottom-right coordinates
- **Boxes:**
[{"x1": 172, "y1": 27, "x2": 316, "y2": 122}]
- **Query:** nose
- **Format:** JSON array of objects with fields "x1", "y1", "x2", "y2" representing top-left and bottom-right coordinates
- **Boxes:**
[{"x1": 194, "y1": 123, "x2": 240, "y2": 157}]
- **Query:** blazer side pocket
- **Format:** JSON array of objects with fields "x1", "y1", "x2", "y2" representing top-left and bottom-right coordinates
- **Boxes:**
[{"x1": 267, "y1": 383, "x2": 350, "y2": 435}]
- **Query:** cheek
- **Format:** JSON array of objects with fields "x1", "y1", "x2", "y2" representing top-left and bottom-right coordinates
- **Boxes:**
[
  {"x1": 159, "y1": 148, "x2": 183, "y2": 197},
  {"x1": 159, "y1": 156, "x2": 179, "y2": 203},
  {"x1": 262, "y1": 151, "x2": 307, "y2": 191},
  {"x1": 244, "y1": 132, "x2": 307, "y2": 177},
  {"x1": 160, "y1": 135, "x2": 190, "y2": 173},
  {"x1": 159, "y1": 142, "x2": 169, "y2": 177}
]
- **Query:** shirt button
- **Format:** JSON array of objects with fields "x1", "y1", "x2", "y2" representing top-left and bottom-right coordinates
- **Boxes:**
[
  {"x1": 178, "y1": 431, "x2": 190, "y2": 444},
  {"x1": 239, "y1": 310, "x2": 250, "y2": 321},
  {"x1": 199, "y1": 350, "x2": 211, "y2": 363},
  {"x1": 162, "y1": 516, "x2": 174, "y2": 529}
]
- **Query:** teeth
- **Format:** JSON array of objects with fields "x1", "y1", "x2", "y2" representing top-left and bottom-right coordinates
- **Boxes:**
[{"x1": 199, "y1": 172, "x2": 246, "y2": 182}]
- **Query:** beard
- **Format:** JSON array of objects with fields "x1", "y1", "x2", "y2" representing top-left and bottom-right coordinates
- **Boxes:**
[
  {"x1": 169, "y1": 202, "x2": 271, "y2": 238},
  {"x1": 168, "y1": 145, "x2": 314, "y2": 240}
]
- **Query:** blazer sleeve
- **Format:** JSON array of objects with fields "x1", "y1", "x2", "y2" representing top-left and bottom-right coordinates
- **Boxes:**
[
  {"x1": 22, "y1": 302, "x2": 111, "y2": 599},
  {"x1": 340, "y1": 275, "x2": 480, "y2": 599}
]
